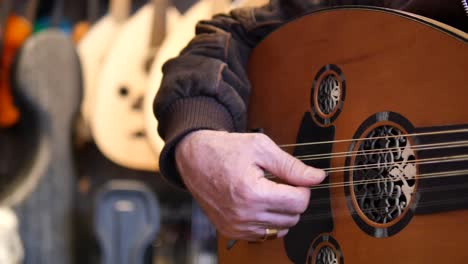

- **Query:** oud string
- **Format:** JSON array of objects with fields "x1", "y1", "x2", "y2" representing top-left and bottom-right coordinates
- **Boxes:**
[
  {"x1": 265, "y1": 168, "x2": 468, "y2": 191},
  {"x1": 325, "y1": 154, "x2": 468, "y2": 173},
  {"x1": 298, "y1": 196, "x2": 468, "y2": 222},
  {"x1": 264, "y1": 155, "x2": 468, "y2": 180},
  {"x1": 315, "y1": 169, "x2": 468, "y2": 190},
  {"x1": 295, "y1": 140, "x2": 468, "y2": 161},
  {"x1": 277, "y1": 128, "x2": 468, "y2": 148},
  {"x1": 277, "y1": 181, "x2": 468, "y2": 208}
]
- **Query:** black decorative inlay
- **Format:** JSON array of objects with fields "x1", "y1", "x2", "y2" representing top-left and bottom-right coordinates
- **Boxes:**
[{"x1": 284, "y1": 113, "x2": 335, "y2": 263}]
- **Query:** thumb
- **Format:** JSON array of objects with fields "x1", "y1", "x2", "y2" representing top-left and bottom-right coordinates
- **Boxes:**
[{"x1": 255, "y1": 136, "x2": 326, "y2": 186}]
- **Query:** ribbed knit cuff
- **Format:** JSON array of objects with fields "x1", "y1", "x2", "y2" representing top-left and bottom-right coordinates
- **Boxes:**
[{"x1": 158, "y1": 96, "x2": 235, "y2": 189}]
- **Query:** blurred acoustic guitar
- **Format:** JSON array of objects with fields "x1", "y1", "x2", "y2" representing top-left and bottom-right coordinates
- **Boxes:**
[
  {"x1": 91, "y1": 0, "x2": 174, "y2": 171},
  {"x1": 218, "y1": 7, "x2": 468, "y2": 264},
  {"x1": 77, "y1": 0, "x2": 131, "y2": 143}
]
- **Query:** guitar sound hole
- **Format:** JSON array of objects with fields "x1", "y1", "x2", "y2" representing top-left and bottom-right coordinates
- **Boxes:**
[
  {"x1": 317, "y1": 75, "x2": 340, "y2": 115},
  {"x1": 132, "y1": 130, "x2": 146, "y2": 138},
  {"x1": 345, "y1": 112, "x2": 419, "y2": 238},
  {"x1": 315, "y1": 246, "x2": 338, "y2": 264},
  {"x1": 119, "y1": 86, "x2": 129, "y2": 97},
  {"x1": 352, "y1": 125, "x2": 417, "y2": 225},
  {"x1": 310, "y1": 64, "x2": 346, "y2": 127},
  {"x1": 306, "y1": 234, "x2": 343, "y2": 264}
]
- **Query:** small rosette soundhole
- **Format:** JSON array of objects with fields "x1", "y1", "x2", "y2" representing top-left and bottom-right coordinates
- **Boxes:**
[
  {"x1": 310, "y1": 64, "x2": 346, "y2": 127},
  {"x1": 318, "y1": 75, "x2": 341, "y2": 115},
  {"x1": 315, "y1": 246, "x2": 338, "y2": 264},
  {"x1": 307, "y1": 234, "x2": 343, "y2": 264}
]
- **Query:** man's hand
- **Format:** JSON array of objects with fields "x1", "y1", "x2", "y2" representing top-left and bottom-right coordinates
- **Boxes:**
[{"x1": 175, "y1": 130, "x2": 326, "y2": 241}]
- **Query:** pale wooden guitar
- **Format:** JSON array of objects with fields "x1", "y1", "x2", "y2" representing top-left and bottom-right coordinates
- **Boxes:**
[
  {"x1": 77, "y1": 0, "x2": 131, "y2": 143},
  {"x1": 91, "y1": 0, "x2": 171, "y2": 171}
]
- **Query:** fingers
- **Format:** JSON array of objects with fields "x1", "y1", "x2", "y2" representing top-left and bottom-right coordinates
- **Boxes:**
[
  {"x1": 254, "y1": 212, "x2": 301, "y2": 229},
  {"x1": 255, "y1": 177, "x2": 311, "y2": 214},
  {"x1": 176, "y1": 131, "x2": 326, "y2": 242},
  {"x1": 253, "y1": 134, "x2": 327, "y2": 187},
  {"x1": 214, "y1": 187, "x2": 301, "y2": 241}
]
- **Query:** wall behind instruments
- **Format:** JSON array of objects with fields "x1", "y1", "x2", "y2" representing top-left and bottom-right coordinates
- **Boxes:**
[{"x1": 0, "y1": 0, "x2": 268, "y2": 263}]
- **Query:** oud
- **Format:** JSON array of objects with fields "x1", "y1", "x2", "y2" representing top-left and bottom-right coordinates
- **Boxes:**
[{"x1": 218, "y1": 7, "x2": 468, "y2": 264}]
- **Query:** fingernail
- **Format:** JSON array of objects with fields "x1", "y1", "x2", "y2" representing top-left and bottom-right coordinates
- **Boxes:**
[
  {"x1": 316, "y1": 169, "x2": 327, "y2": 181},
  {"x1": 314, "y1": 168, "x2": 327, "y2": 178},
  {"x1": 307, "y1": 168, "x2": 327, "y2": 181}
]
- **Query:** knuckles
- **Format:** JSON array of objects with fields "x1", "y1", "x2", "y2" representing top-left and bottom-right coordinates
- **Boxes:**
[
  {"x1": 231, "y1": 207, "x2": 250, "y2": 223},
  {"x1": 281, "y1": 157, "x2": 299, "y2": 181},
  {"x1": 249, "y1": 133, "x2": 272, "y2": 151},
  {"x1": 236, "y1": 181, "x2": 262, "y2": 204},
  {"x1": 295, "y1": 189, "x2": 311, "y2": 213},
  {"x1": 284, "y1": 189, "x2": 310, "y2": 214}
]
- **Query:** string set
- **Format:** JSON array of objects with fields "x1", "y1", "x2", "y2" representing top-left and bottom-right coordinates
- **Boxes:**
[
  {"x1": 229, "y1": 128, "x2": 468, "y2": 249},
  {"x1": 296, "y1": 140, "x2": 468, "y2": 162},
  {"x1": 277, "y1": 128, "x2": 468, "y2": 148},
  {"x1": 283, "y1": 180, "x2": 468, "y2": 208},
  {"x1": 299, "y1": 196, "x2": 468, "y2": 222},
  {"x1": 263, "y1": 128, "x2": 468, "y2": 189}
]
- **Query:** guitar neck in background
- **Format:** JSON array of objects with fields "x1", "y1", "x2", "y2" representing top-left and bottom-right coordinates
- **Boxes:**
[
  {"x1": 149, "y1": 0, "x2": 169, "y2": 50},
  {"x1": 110, "y1": 0, "x2": 131, "y2": 22},
  {"x1": 72, "y1": 0, "x2": 101, "y2": 43}
]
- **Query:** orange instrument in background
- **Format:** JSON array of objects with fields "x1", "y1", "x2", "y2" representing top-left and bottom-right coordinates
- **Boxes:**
[
  {"x1": 0, "y1": 0, "x2": 38, "y2": 127},
  {"x1": 72, "y1": 21, "x2": 90, "y2": 43},
  {"x1": 72, "y1": 0, "x2": 100, "y2": 43}
]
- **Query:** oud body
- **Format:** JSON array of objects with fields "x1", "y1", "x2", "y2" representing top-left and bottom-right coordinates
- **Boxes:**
[{"x1": 218, "y1": 7, "x2": 468, "y2": 264}]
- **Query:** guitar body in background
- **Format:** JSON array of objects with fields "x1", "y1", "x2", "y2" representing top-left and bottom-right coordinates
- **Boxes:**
[
  {"x1": 78, "y1": 0, "x2": 130, "y2": 143},
  {"x1": 92, "y1": 0, "x2": 175, "y2": 171}
]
